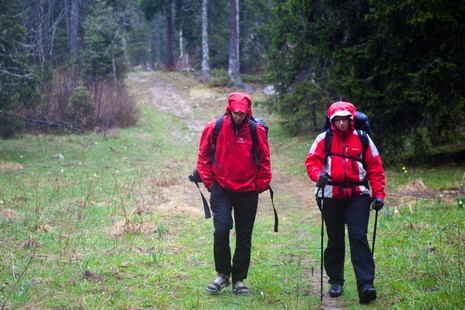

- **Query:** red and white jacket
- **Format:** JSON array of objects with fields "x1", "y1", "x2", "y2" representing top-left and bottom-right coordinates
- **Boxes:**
[
  {"x1": 196, "y1": 93, "x2": 272, "y2": 193},
  {"x1": 305, "y1": 101, "x2": 385, "y2": 200}
]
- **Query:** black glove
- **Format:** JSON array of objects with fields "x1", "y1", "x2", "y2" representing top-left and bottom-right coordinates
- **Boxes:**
[
  {"x1": 188, "y1": 168, "x2": 202, "y2": 183},
  {"x1": 316, "y1": 172, "x2": 330, "y2": 188},
  {"x1": 372, "y1": 197, "x2": 384, "y2": 211}
]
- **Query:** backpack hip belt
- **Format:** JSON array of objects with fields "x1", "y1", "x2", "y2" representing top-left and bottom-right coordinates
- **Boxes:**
[{"x1": 328, "y1": 179, "x2": 369, "y2": 188}]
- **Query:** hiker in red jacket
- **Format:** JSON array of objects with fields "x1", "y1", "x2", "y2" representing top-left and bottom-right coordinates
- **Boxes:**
[
  {"x1": 305, "y1": 101, "x2": 385, "y2": 304},
  {"x1": 196, "y1": 92, "x2": 272, "y2": 295}
]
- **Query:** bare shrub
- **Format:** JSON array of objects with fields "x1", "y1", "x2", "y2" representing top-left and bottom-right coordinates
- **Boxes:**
[
  {"x1": 25, "y1": 68, "x2": 139, "y2": 133},
  {"x1": 25, "y1": 68, "x2": 82, "y2": 132},
  {"x1": 90, "y1": 80, "x2": 139, "y2": 132}
]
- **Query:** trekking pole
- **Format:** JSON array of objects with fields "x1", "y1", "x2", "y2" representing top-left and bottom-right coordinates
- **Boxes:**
[
  {"x1": 371, "y1": 209, "x2": 379, "y2": 257},
  {"x1": 315, "y1": 186, "x2": 325, "y2": 302}
]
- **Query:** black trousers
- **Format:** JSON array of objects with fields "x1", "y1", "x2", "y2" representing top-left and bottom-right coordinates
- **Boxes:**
[
  {"x1": 210, "y1": 184, "x2": 258, "y2": 283},
  {"x1": 321, "y1": 194, "x2": 375, "y2": 290}
]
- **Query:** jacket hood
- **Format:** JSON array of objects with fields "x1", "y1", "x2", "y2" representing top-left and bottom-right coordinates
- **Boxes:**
[
  {"x1": 226, "y1": 92, "x2": 252, "y2": 115},
  {"x1": 328, "y1": 101, "x2": 357, "y2": 130}
]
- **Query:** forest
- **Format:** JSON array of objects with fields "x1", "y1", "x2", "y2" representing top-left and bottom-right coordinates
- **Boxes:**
[{"x1": 1, "y1": 0, "x2": 464, "y2": 165}]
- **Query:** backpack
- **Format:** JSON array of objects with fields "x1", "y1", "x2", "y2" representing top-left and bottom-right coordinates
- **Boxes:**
[
  {"x1": 189, "y1": 113, "x2": 278, "y2": 232},
  {"x1": 323, "y1": 111, "x2": 371, "y2": 169},
  {"x1": 212, "y1": 114, "x2": 268, "y2": 167}
]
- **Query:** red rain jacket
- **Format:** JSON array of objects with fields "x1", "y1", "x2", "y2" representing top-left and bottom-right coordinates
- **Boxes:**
[
  {"x1": 305, "y1": 101, "x2": 385, "y2": 200},
  {"x1": 196, "y1": 93, "x2": 272, "y2": 193}
]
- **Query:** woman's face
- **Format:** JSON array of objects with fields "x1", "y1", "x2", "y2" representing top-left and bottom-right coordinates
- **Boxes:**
[{"x1": 332, "y1": 116, "x2": 350, "y2": 131}]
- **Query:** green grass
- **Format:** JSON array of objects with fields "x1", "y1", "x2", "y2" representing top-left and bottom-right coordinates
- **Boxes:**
[
  {"x1": 1, "y1": 72, "x2": 464, "y2": 309},
  {"x1": 375, "y1": 202, "x2": 464, "y2": 308}
]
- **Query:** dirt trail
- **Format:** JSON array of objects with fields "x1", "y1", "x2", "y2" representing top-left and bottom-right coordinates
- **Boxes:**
[
  {"x1": 127, "y1": 73, "x2": 461, "y2": 309},
  {"x1": 126, "y1": 72, "x2": 344, "y2": 309}
]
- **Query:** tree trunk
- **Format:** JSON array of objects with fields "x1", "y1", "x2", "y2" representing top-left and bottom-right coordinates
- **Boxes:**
[
  {"x1": 166, "y1": 0, "x2": 175, "y2": 70},
  {"x1": 69, "y1": 0, "x2": 80, "y2": 64},
  {"x1": 228, "y1": 0, "x2": 241, "y2": 85},
  {"x1": 201, "y1": 0, "x2": 211, "y2": 82},
  {"x1": 111, "y1": 47, "x2": 117, "y2": 91},
  {"x1": 179, "y1": 29, "x2": 183, "y2": 58},
  {"x1": 34, "y1": 1, "x2": 46, "y2": 79},
  {"x1": 150, "y1": 17, "x2": 161, "y2": 69},
  {"x1": 33, "y1": 0, "x2": 65, "y2": 84}
]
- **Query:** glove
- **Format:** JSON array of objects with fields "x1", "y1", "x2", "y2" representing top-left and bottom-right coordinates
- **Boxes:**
[
  {"x1": 316, "y1": 172, "x2": 330, "y2": 188},
  {"x1": 188, "y1": 169, "x2": 202, "y2": 183},
  {"x1": 372, "y1": 197, "x2": 384, "y2": 211}
]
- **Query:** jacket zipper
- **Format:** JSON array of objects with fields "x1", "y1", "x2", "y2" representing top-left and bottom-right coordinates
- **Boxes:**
[{"x1": 342, "y1": 133, "x2": 348, "y2": 197}]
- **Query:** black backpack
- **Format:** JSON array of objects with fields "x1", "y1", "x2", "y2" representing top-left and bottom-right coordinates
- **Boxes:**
[{"x1": 189, "y1": 113, "x2": 278, "y2": 232}]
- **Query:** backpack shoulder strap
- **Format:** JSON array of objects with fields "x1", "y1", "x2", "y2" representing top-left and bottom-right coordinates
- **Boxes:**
[
  {"x1": 356, "y1": 129, "x2": 369, "y2": 168},
  {"x1": 250, "y1": 117, "x2": 277, "y2": 232},
  {"x1": 324, "y1": 129, "x2": 369, "y2": 166},
  {"x1": 211, "y1": 114, "x2": 225, "y2": 166},
  {"x1": 324, "y1": 129, "x2": 333, "y2": 165},
  {"x1": 357, "y1": 129, "x2": 369, "y2": 152},
  {"x1": 249, "y1": 118, "x2": 259, "y2": 166},
  {"x1": 249, "y1": 117, "x2": 258, "y2": 142},
  {"x1": 213, "y1": 115, "x2": 261, "y2": 166}
]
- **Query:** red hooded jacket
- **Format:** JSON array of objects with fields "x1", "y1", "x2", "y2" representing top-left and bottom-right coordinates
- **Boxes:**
[
  {"x1": 196, "y1": 93, "x2": 272, "y2": 193},
  {"x1": 305, "y1": 101, "x2": 385, "y2": 200}
]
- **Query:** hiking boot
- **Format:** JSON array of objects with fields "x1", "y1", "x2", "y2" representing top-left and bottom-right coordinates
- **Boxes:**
[
  {"x1": 329, "y1": 283, "x2": 343, "y2": 297},
  {"x1": 232, "y1": 280, "x2": 250, "y2": 295},
  {"x1": 359, "y1": 285, "x2": 377, "y2": 304},
  {"x1": 206, "y1": 274, "x2": 230, "y2": 293}
]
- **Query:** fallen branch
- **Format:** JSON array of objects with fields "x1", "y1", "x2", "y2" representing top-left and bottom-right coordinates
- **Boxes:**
[{"x1": 26, "y1": 118, "x2": 85, "y2": 133}]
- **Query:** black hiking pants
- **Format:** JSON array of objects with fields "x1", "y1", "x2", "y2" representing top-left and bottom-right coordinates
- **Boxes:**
[
  {"x1": 322, "y1": 194, "x2": 375, "y2": 291},
  {"x1": 210, "y1": 184, "x2": 258, "y2": 283}
]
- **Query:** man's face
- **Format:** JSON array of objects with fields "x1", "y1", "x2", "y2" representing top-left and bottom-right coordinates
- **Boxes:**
[{"x1": 231, "y1": 111, "x2": 247, "y2": 125}]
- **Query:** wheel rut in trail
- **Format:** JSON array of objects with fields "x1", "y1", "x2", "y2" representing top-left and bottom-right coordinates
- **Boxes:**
[{"x1": 126, "y1": 72, "x2": 344, "y2": 309}]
